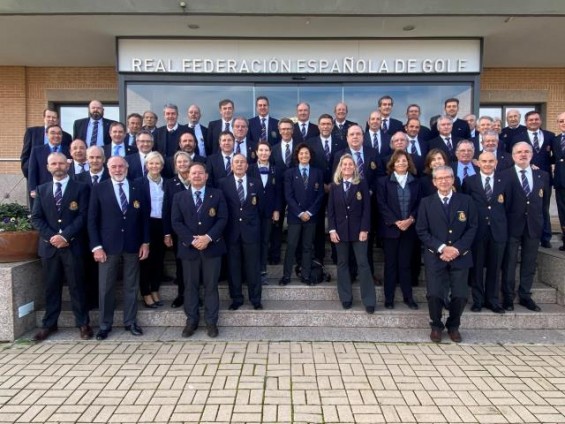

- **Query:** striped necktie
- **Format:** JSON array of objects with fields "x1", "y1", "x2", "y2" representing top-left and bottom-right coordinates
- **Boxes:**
[
  {"x1": 90, "y1": 120, "x2": 99, "y2": 146},
  {"x1": 118, "y1": 183, "x2": 128, "y2": 214},
  {"x1": 54, "y1": 182, "x2": 63, "y2": 212}
]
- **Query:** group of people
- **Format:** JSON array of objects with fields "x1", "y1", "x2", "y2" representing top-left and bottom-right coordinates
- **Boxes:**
[{"x1": 22, "y1": 93, "x2": 565, "y2": 343}]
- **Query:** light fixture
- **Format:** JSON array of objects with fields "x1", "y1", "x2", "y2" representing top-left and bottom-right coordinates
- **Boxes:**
[
  {"x1": 403, "y1": 25, "x2": 415, "y2": 32},
  {"x1": 188, "y1": 24, "x2": 200, "y2": 30}
]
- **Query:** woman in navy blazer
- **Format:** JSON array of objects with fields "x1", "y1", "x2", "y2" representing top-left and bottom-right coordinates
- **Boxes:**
[
  {"x1": 281, "y1": 143, "x2": 324, "y2": 285},
  {"x1": 327, "y1": 154, "x2": 376, "y2": 313},
  {"x1": 137, "y1": 151, "x2": 167, "y2": 309},
  {"x1": 376, "y1": 150, "x2": 422, "y2": 309},
  {"x1": 162, "y1": 151, "x2": 192, "y2": 308},
  {"x1": 247, "y1": 141, "x2": 282, "y2": 282}
]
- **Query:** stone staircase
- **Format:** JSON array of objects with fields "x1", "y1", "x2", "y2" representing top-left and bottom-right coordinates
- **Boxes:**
[{"x1": 41, "y1": 248, "x2": 565, "y2": 332}]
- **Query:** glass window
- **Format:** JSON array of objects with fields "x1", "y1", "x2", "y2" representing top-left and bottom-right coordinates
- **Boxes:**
[
  {"x1": 58, "y1": 104, "x2": 120, "y2": 136},
  {"x1": 479, "y1": 105, "x2": 538, "y2": 126},
  {"x1": 125, "y1": 82, "x2": 473, "y2": 130}
]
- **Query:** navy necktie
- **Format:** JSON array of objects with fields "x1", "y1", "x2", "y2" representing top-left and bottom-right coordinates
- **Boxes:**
[
  {"x1": 225, "y1": 122, "x2": 230, "y2": 132},
  {"x1": 355, "y1": 152, "x2": 364, "y2": 179},
  {"x1": 195, "y1": 190, "x2": 203, "y2": 213},
  {"x1": 90, "y1": 120, "x2": 99, "y2": 146},
  {"x1": 301, "y1": 123, "x2": 306, "y2": 138},
  {"x1": 118, "y1": 183, "x2": 128, "y2": 214},
  {"x1": 445, "y1": 137, "x2": 453, "y2": 152},
  {"x1": 344, "y1": 181, "x2": 351, "y2": 192},
  {"x1": 92, "y1": 175, "x2": 99, "y2": 185},
  {"x1": 532, "y1": 131, "x2": 540, "y2": 153},
  {"x1": 442, "y1": 196, "x2": 450, "y2": 219},
  {"x1": 284, "y1": 143, "x2": 291, "y2": 166},
  {"x1": 520, "y1": 170, "x2": 531, "y2": 196},
  {"x1": 410, "y1": 139, "x2": 417, "y2": 155},
  {"x1": 372, "y1": 133, "x2": 379, "y2": 153},
  {"x1": 258, "y1": 166, "x2": 269, "y2": 175},
  {"x1": 78, "y1": 162, "x2": 85, "y2": 174},
  {"x1": 324, "y1": 140, "x2": 330, "y2": 161},
  {"x1": 302, "y1": 168, "x2": 308, "y2": 188},
  {"x1": 225, "y1": 156, "x2": 232, "y2": 174},
  {"x1": 484, "y1": 176, "x2": 493, "y2": 201},
  {"x1": 237, "y1": 179, "x2": 245, "y2": 205},
  {"x1": 382, "y1": 119, "x2": 388, "y2": 132},
  {"x1": 561, "y1": 134, "x2": 565, "y2": 153},
  {"x1": 260, "y1": 118, "x2": 267, "y2": 141},
  {"x1": 54, "y1": 182, "x2": 62, "y2": 212}
]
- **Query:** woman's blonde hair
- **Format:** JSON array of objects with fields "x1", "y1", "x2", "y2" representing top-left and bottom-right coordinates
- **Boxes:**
[{"x1": 333, "y1": 154, "x2": 361, "y2": 185}]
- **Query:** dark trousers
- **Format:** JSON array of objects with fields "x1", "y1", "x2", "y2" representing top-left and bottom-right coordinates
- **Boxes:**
[
  {"x1": 335, "y1": 240, "x2": 376, "y2": 307},
  {"x1": 470, "y1": 227, "x2": 505, "y2": 307},
  {"x1": 182, "y1": 255, "x2": 221, "y2": 326},
  {"x1": 140, "y1": 218, "x2": 165, "y2": 296},
  {"x1": 556, "y1": 188, "x2": 565, "y2": 240},
  {"x1": 284, "y1": 221, "x2": 316, "y2": 280},
  {"x1": 424, "y1": 253, "x2": 468, "y2": 330},
  {"x1": 313, "y1": 194, "x2": 328, "y2": 262},
  {"x1": 227, "y1": 240, "x2": 262, "y2": 306},
  {"x1": 269, "y1": 199, "x2": 287, "y2": 263},
  {"x1": 41, "y1": 248, "x2": 88, "y2": 328},
  {"x1": 83, "y1": 243, "x2": 99, "y2": 310},
  {"x1": 502, "y1": 233, "x2": 540, "y2": 303},
  {"x1": 383, "y1": 232, "x2": 415, "y2": 303},
  {"x1": 542, "y1": 189, "x2": 553, "y2": 243},
  {"x1": 98, "y1": 252, "x2": 139, "y2": 331},
  {"x1": 172, "y1": 233, "x2": 184, "y2": 297},
  {"x1": 259, "y1": 217, "x2": 273, "y2": 273}
]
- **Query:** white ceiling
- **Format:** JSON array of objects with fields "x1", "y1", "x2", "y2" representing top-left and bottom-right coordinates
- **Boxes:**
[{"x1": 1, "y1": 2, "x2": 564, "y2": 68}]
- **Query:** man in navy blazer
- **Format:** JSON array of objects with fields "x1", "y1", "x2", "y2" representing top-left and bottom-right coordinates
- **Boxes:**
[
  {"x1": 416, "y1": 165, "x2": 477, "y2": 343},
  {"x1": 480, "y1": 131, "x2": 513, "y2": 172},
  {"x1": 462, "y1": 151, "x2": 510, "y2": 314},
  {"x1": 187, "y1": 104, "x2": 209, "y2": 157},
  {"x1": 377, "y1": 95, "x2": 404, "y2": 135},
  {"x1": 28, "y1": 124, "x2": 70, "y2": 201},
  {"x1": 430, "y1": 98, "x2": 471, "y2": 140},
  {"x1": 501, "y1": 109, "x2": 526, "y2": 152},
  {"x1": 404, "y1": 119, "x2": 429, "y2": 174},
  {"x1": 331, "y1": 102, "x2": 357, "y2": 143},
  {"x1": 88, "y1": 156, "x2": 150, "y2": 340},
  {"x1": 293, "y1": 102, "x2": 320, "y2": 143},
  {"x1": 219, "y1": 154, "x2": 265, "y2": 310},
  {"x1": 21, "y1": 108, "x2": 71, "y2": 178},
  {"x1": 30, "y1": 152, "x2": 91, "y2": 341},
  {"x1": 73, "y1": 100, "x2": 114, "y2": 147},
  {"x1": 206, "y1": 130, "x2": 237, "y2": 188},
  {"x1": 451, "y1": 139, "x2": 479, "y2": 188},
  {"x1": 206, "y1": 98, "x2": 235, "y2": 155},
  {"x1": 501, "y1": 142, "x2": 550, "y2": 312},
  {"x1": 67, "y1": 139, "x2": 89, "y2": 180},
  {"x1": 405, "y1": 104, "x2": 433, "y2": 142},
  {"x1": 125, "y1": 130, "x2": 155, "y2": 180},
  {"x1": 153, "y1": 103, "x2": 192, "y2": 159},
  {"x1": 232, "y1": 117, "x2": 258, "y2": 163},
  {"x1": 163, "y1": 131, "x2": 206, "y2": 179},
  {"x1": 248, "y1": 96, "x2": 280, "y2": 145},
  {"x1": 102, "y1": 122, "x2": 137, "y2": 159},
  {"x1": 553, "y1": 112, "x2": 565, "y2": 251},
  {"x1": 363, "y1": 111, "x2": 391, "y2": 158},
  {"x1": 428, "y1": 116, "x2": 461, "y2": 163},
  {"x1": 171, "y1": 162, "x2": 228, "y2": 338},
  {"x1": 510, "y1": 111, "x2": 555, "y2": 247}
]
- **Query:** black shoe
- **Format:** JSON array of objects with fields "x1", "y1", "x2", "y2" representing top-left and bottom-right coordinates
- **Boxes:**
[
  {"x1": 162, "y1": 275, "x2": 175, "y2": 283},
  {"x1": 253, "y1": 303, "x2": 263, "y2": 310},
  {"x1": 559, "y1": 244, "x2": 565, "y2": 251},
  {"x1": 342, "y1": 301, "x2": 352, "y2": 310},
  {"x1": 503, "y1": 302, "x2": 514, "y2": 312},
  {"x1": 519, "y1": 298, "x2": 541, "y2": 312},
  {"x1": 541, "y1": 240, "x2": 552, "y2": 248},
  {"x1": 471, "y1": 304, "x2": 482, "y2": 312},
  {"x1": 489, "y1": 305, "x2": 505, "y2": 314},
  {"x1": 143, "y1": 300, "x2": 158, "y2": 309},
  {"x1": 154, "y1": 300, "x2": 164, "y2": 307},
  {"x1": 206, "y1": 323, "x2": 219, "y2": 338},
  {"x1": 365, "y1": 306, "x2": 375, "y2": 314},
  {"x1": 384, "y1": 301, "x2": 394, "y2": 309},
  {"x1": 125, "y1": 324, "x2": 143, "y2": 336},
  {"x1": 32, "y1": 326, "x2": 58, "y2": 342},
  {"x1": 228, "y1": 303, "x2": 242, "y2": 311},
  {"x1": 96, "y1": 329, "x2": 111, "y2": 340},
  {"x1": 171, "y1": 296, "x2": 184, "y2": 308},
  {"x1": 300, "y1": 277, "x2": 312, "y2": 286},
  {"x1": 182, "y1": 324, "x2": 197, "y2": 338},
  {"x1": 279, "y1": 277, "x2": 290, "y2": 286},
  {"x1": 404, "y1": 299, "x2": 419, "y2": 310}
]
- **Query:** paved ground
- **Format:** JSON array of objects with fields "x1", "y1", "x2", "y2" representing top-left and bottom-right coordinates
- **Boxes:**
[{"x1": 2, "y1": 336, "x2": 565, "y2": 423}]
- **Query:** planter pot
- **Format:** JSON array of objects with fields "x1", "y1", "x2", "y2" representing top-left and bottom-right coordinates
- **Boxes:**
[{"x1": 0, "y1": 231, "x2": 39, "y2": 262}]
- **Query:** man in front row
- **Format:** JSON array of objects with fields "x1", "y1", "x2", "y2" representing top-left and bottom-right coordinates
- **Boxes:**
[
  {"x1": 31, "y1": 152, "x2": 92, "y2": 341},
  {"x1": 416, "y1": 166, "x2": 477, "y2": 343},
  {"x1": 172, "y1": 162, "x2": 228, "y2": 338},
  {"x1": 88, "y1": 156, "x2": 150, "y2": 340}
]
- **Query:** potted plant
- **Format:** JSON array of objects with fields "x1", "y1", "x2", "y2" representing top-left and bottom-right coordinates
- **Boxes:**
[{"x1": 0, "y1": 202, "x2": 39, "y2": 262}]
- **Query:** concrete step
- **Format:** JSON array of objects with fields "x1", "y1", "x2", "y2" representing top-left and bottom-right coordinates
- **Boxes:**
[{"x1": 39, "y1": 301, "x2": 565, "y2": 330}]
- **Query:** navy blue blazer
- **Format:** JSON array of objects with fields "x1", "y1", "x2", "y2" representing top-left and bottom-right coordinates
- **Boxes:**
[
  {"x1": 333, "y1": 146, "x2": 384, "y2": 192},
  {"x1": 364, "y1": 117, "x2": 403, "y2": 136},
  {"x1": 501, "y1": 125, "x2": 526, "y2": 152},
  {"x1": 270, "y1": 142, "x2": 298, "y2": 177},
  {"x1": 363, "y1": 130, "x2": 392, "y2": 158},
  {"x1": 206, "y1": 152, "x2": 232, "y2": 188},
  {"x1": 451, "y1": 162, "x2": 480, "y2": 189},
  {"x1": 293, "y1": 122, "x2": 320, "y2": 144},
  {"x1": 248, "y1": 116, "x2": 280, "y2": 145},
  {"x1": 376, "y1": 174, "x2": 421, "y2": 239},
  {"x1": 461, "y1": 173, "x2": 510, "y2": 243},
  {"x1": 28, "y1": 144, "x2": 70, "y2": 192},
  {"x1": 327, "y1": 179, "x2": 371, "y2": 242},
  {"x1": 431, "y1": 118, "x2": 471, "y2": 140},
  {"x1": 87, "y1": 179, "x2": 150, "y2": 254},
  {"x1": 162, "y1": 176, "x2": 189, "y2": 236},
  {"x1": 510, "y1": 129, "x2": 555, "y2": 182},
  {"x1": 428, "y1": 135, "x2": 461, "y2": 163},
  {"x1": 500, "y1": 167, "x2": 550, "y2": 239},
  {"x1": 205, "y1": 119, "x2": 228, "y2": 155},
  {"x1": 219, "y1": 176, "x2": 264, "y2": 244},
  {"x1": 306, "y1": 136, "x2": 347, "y2": 184},
  {"x1": 171, "y1": 187, "x2": 228, "y2": 260},
  {"x1": 552, "y1": 134, "x2": 565, "y2": 189},
  {"x1": 331, "y1": 119, "x2": 357, "y2": 143},
  {"x1": 247, "y1": 163, "x2": 283, "y2": 218},
  {"x1": 163, "y1": 153, "x2": 206, "y2": 179},
  {"x1": 125, "y1": 153, "x2": 145, "y2": 181},
  {"x1": 103, "y1": 142, "x2": 137, "y2": 160},
  {"x1": 73, "y1": 117, "x2": 114, "y2": 145},
  {"x1": 284, "y1": 166, "x2": 324, "y2": 224},
  {"x1": 154, "y1": 125, "x2": 192, "y2": 158},
  {"x1": 416, "y1": 192, "x2": 478, "y2": 270},
  {"x1": 417, "y1": 125, "x2": 433, "y2": 143},
  {"x1": 76, "y1": 169, "x2": 110, "y2": 187},
  {"x1": 67, "y1": 162, "x2": 89, "y2": 180},
  {"x1": 21, "y1": 126, "x2": 71, "y2": 178},
  {"x1": 31, "y1": 179, "x2": 90, "y2": 258}
]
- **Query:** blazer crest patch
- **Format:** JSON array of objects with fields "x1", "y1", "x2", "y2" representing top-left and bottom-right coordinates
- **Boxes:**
[
  {"x1": 356, "y1": 191, "x2": 362, "y2": 201},
  {"x1": 251, "y1": 196, "x2": 257, "y2": 205},
  {"x1": 69, "y1": 201, "x2": 78, "y2": 211},
  {"x1": 497, "y1": 194, "x2": 504, "y2": 203},
  {"x1": 457, "y1": 211, "x2": 467, "y2": 222},
  {"x1": 370, "y1": 161, "x2": 377, "y2": 170},
  {"x1": 133, "y1": 200, "x2": 140, "y2": 209},
  {"x1": 209, "y1": 207, "x2": 216, "y2": 217},
  {"x1": 539, "y1": 189, "x2": 543, "y2": 197}
]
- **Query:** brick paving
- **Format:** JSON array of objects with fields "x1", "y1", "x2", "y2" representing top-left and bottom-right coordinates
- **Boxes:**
[{"x1": 1, "y1": 341, "x2": 565, "y2": 423}]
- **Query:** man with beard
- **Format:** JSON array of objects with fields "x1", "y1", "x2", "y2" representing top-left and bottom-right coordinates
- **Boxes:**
[
  {"x1": 73, "y1": 100, "x2": 115, "y2": 146},
  {"x1": 163, "y1": 131, "x2": 206, "y2": 178}
]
